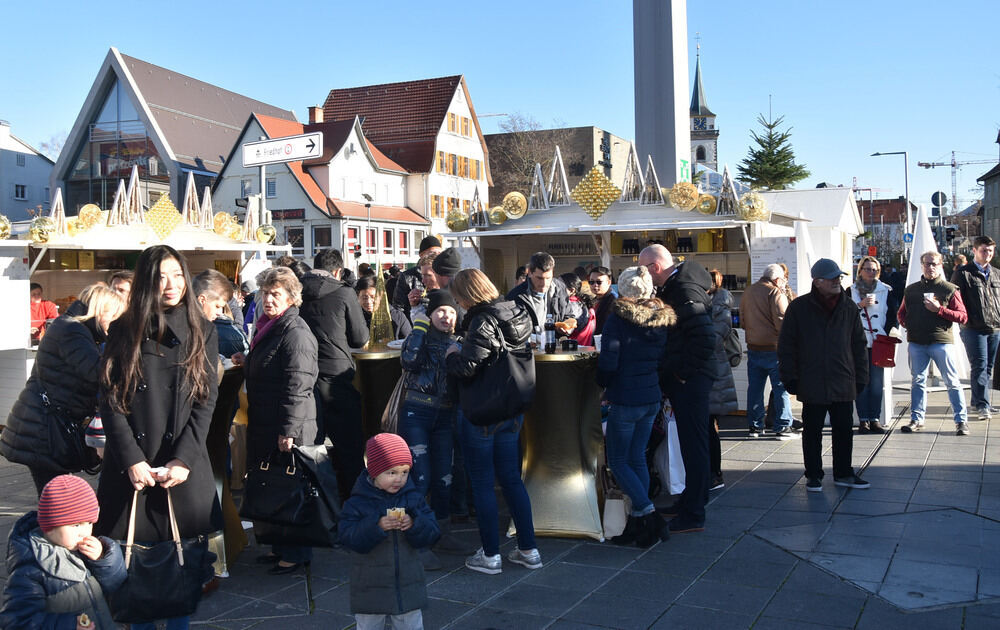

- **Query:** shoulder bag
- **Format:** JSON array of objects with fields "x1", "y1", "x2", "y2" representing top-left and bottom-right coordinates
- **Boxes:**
[
  {"x1": 38, "y1": 387, "x2": 101, "y2": 475},
  {"x1": 110, "y1": 489, "x2": 215, "y2": 623},
  {"x1": 240, "y1": 450, "x2": 314, "y2": 526},
  {"x1": 862, "y1": 309, "x2": 900, "y2": 368},
  {"x1": 458, "y1": 316, "x2": 536, "y2": 426}
]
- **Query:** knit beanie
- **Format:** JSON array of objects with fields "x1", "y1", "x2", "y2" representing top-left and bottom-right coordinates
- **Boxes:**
[
  {"x1": 418, "y1": 235, "x2": 442, "y2": 253},
  {"x1": 426, "y1": 289, "x2": 457, "y2": 317},
  {"x1": 618, "y1": 266, "x2": 655, "y2": 299},
  {"x1": 37, "y1": 475, "x2": 100, "y2": 532},
  {"x1": 366, "y1": 433, "x2": 413, "y2": 478},
  {"x1": 432, "y1": 247, "x2": 462, "y2": 277}
]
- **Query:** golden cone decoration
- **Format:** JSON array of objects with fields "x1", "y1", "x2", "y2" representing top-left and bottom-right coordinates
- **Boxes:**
[
  {"x1": 571, "y1": 167, "x2": 621, "y2": 221},
  {"x1": 366, "y1": 267, "x2": 394, "y2": 349},
  {"x1": 146, "y1": 195, "x2": 183, "y2": 240},
  {"x1": 667, "y1": 182, "x2": 699, "y2": 211}
]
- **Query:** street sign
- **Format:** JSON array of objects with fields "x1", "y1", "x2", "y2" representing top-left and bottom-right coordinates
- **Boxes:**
[
  {"x1": 903, "y1": 233, "x2": 914, "y2": 243},
  {"x1": 242, "y1": 133, "x2": 323, "y2": 167},
  {"x1": 931, "y1": 191, "x2": 948, "y2": 207},
  {"x1": 868, "y1": 245, "x2": 877, "y2": 256}
]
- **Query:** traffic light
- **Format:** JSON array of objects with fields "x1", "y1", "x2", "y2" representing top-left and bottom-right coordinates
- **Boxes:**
[{"x1": 946, "y1": 227, "x2": 956, "y2": 242}]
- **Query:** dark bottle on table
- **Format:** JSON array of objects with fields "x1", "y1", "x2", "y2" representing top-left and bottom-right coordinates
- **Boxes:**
[{"x1": 544, "y1": 313, "x2": 557, "y2": 353}]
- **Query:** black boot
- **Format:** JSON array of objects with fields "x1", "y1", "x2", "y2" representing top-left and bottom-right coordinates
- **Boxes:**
[
  {"x1": 610, "y1": 515, "x2": 640, "y2": 545},
  {"x1": 635, "y1": 512, "x2": 671, "y2": 548}
]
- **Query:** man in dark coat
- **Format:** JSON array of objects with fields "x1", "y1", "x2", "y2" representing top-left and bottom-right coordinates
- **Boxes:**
[
  {"x1": 299, "y1": 248, "x2": 370, "y2": 500},
  {"x1": 392, "y1": 236, "x2": 442, "y2": 320},
  {"x1": 951, "y1": 235, "x2": 1000, "y2": 421},
  {"x1": 506, "y1": 251, "x2": 572, "y2": 333},
  {"x1": 638, "y1": 244, "x2": 716, "y2": 533},
  {"x1": 778, "y1": 258, "x2": 870, "y2": 492}
]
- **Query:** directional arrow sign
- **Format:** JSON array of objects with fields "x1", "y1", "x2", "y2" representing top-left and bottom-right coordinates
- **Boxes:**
[{"x1": 242, "y1": 132, "x2": 323, "y2": 167}]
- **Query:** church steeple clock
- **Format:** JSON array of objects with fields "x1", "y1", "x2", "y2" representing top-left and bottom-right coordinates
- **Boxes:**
[{"x1": 690, "y1": 44, "x2": 719, "y2": 172}]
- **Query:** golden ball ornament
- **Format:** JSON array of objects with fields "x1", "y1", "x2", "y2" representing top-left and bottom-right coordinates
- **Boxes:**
[
  {"x1": 739, "y1": 191, "x2": 769, "y2": 222},
  {"x1": 446, "y1": 211, "x2": 469, "y2": 232},
  {"x1": 226, "y1": 222, "x2": 243, "y2": 240},
  {"x1": 696, "y1": 194, "x2": 718, "y2": 215},
  {"x1": 65, "y1": 217, "x2": 81, "y2": 237},
  {"x1": 255, "y1": 224, "x2": 277, "y2": 244},
  {"x1": 214, "y1": 212, "x2": 234, "y2": 235},
  {"x1": 488, "y1": 206, "x2": 508, "y2": 225},
  {"x1": 78, "y1": 204, "x2": 101, "y2": 229},
  {"x1": 0, "y1": 215, "x2": 10, "y2": 240},
  {"x1": 668, "y1": 182, "x2": 699, "y2": 211}
]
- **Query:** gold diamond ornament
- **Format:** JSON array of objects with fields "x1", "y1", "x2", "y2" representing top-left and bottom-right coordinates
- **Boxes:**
[
  {"x1": 146, "y1": 196, "x2": 183, "y2": 240},
  {"x1": 571, "y1": 167, "x2": 621, "y2": 221}
]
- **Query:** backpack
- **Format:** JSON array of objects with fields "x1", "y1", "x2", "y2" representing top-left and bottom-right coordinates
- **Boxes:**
[{"x1": 458, "y1": 317, "x2": 536, "y2": 426}]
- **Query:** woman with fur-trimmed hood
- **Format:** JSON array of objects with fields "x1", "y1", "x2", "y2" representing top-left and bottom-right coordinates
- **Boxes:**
[{"x1": 597, "y1": 265, "x2": 676, "y2": 548}]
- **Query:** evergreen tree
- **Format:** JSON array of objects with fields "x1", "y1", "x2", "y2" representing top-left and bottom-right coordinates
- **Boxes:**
[{"x1": 737, "y1": 114, "x2": 810, "y2": 189}]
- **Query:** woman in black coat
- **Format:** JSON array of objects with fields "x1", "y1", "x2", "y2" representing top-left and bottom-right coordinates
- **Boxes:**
[
  {"x1": 243, "y1": 266, "x2": 319, "y2": 575},
  {"x1": 1, "y1": 285, "x2": 125, "y2": 493},
  {"x1": 96, "y1": 245, "x2": 220, "y2": 630}
]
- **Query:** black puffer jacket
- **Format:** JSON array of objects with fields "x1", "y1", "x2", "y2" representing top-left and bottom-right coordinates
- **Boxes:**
[
  {"x1": 778, "y1": 289, "x2": 868, "y2": 405},
  {"x1": 391, "y1": 266, "x2": 423, "y2": 319},
  {"x1": 400, "y1": 321, "x2": 458, "y2": 404},
  {"x1": 1, "y1": 316, "x2": 104, "y2": 472},
  {"x1": 245, "y1": 306, "x2": 318, "y2": 466},
  {"x1": 299, "y1": 270, "x2": 369, "y2": 378},
  {"x1": 506, "y1": 278, "x2": 571, "y2": 330},
  {"x1": 951, "y1": 262, "x2": 1000, "y2": 332},
  {"x1": 656, "y1": 261, "x2": 717, "y2": 382},
  {"x1": 446, "y1": 299, "x2": 533, "y2": 379},
  {"x1": 0, "y1": 512, "x2": 126, "y2": 630}
]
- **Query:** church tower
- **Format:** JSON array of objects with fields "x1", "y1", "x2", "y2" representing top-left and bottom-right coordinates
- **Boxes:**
[{"x1": 690, "y1": 47, "x2": 719, "y2": 172}]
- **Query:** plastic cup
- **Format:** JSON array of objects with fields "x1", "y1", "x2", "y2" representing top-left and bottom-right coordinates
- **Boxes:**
[{"x1": 594, "y1": 334, "x2": 602, "y2": 351}]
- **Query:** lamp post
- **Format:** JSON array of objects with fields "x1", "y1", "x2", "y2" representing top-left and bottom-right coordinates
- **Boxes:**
[
  {"x1": 871, "y1": 151, "x2": 910, "y2": 243},
  {"x1": 362, "y1": 193, "x2": 373, "y2": 267}
]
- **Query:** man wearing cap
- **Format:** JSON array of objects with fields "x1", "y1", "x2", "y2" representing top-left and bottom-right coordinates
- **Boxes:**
[
  {"x1": 898, "y1": 251, "x2": 969, "y2": 435},
  {"x1": 393, "y1": 236, "x2": 443, "y2": 319},
  {"x1": 778, "y1": 259, "x2": 870, "y2": 492}
]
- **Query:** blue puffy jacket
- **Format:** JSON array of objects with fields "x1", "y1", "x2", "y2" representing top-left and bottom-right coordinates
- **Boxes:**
[
  {"x1": 597, "y1": 298, "x2": 676, "y2": 405},
  {"x1": 338, "y1": 473, "x2": 440, "y2": 615},
  {"x1": 0, "y1": 511, "x2": 126, "y2": 629}
]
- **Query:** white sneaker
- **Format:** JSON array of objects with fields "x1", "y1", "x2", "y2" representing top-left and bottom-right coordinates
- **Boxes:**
[
  {"x1": 977, "y1": 407, "x2": 992, "y2": 422},
  {"x1": 774, "y1": 430, "x2": 800, "y2": 441},
  {"x1": 465, "y1": 548, "x2": 502, "y2": 575},
  {"x1": 507, "y1": 547, "x2": 543, "y2": 569}
]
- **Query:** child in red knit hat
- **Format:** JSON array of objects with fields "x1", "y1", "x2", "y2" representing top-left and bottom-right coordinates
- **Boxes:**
[
  {"x1": 338, "y1": 433, "x2": 440, "y2": 630},
  {"x1": 0, "y1": 475, "x2": 126, "y2": 629}
]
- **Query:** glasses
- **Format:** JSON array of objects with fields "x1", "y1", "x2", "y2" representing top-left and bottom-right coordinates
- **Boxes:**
[
  {"x1": 921, "y1": 262, "x2": 941, "y2": 267},
  {"x1": 590, "y1": 278, "x2": 607, "y2": 285},
  {"x1": 860, "y1": 267, "x2": 878, "y2": 272}
]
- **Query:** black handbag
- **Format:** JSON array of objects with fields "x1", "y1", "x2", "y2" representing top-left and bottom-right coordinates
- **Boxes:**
[
  {"x1": 249, "y1": 445, "x2": 341, "y2": 548},
  {"x1": 39, "y1": 389, "x2": 100, "y2": 475},
  {"x1": 240, "y1": 450, "x2": 314, "y2": 526},
  {"x1": 459, "y1": 328, "x2": 536, "y2": 427},
  {"x1": 110, "y1": 489, "x2": 216, "y2": 624}
]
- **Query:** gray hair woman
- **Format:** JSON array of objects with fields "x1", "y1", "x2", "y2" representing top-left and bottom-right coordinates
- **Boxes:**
[{"x1": 244, "y1": 266, "x2": 318, "y2": 574}]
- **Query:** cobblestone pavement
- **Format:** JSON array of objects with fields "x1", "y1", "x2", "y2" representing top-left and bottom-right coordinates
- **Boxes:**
[{"x1": 2, "y1": 387, "x2": 999, "y2": 629}]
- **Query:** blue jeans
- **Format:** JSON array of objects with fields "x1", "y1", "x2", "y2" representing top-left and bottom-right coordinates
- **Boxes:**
[
  {"x1": 132, "y1": 618, "x2": 189, "y2": 630},
  {"x1": 909, "y1": 342, "x2": 967, "y2": 424},
  {"x1": 747, "y1": 350, "x2": 793, "y2": 431},
  {"x1": 458, "y1": 413, "x2": 535, "y2": 556},
  {"x1": 605, "y1": 402, "x2": 659, "y2": 516},
  {"x1": 855, "y1": 348, "x2": 885, "y2": 421},
  {"x1": 959, "y1": 328, "x2": 1000, "y2": 411},
  {"x1": 398, "y1": 399, "x2": 455, "y2": 520}
]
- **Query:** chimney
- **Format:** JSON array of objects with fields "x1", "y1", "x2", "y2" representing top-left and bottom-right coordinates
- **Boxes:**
[{"x1": 308, "y1": 106, "x2": 324, "y2": 124}]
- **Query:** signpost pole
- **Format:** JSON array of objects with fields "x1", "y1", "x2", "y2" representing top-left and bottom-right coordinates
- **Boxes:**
[{"x1": 259, "y1": 164, "x2": 266, "y2": 224}]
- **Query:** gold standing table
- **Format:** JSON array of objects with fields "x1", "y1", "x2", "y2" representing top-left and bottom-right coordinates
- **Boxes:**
[
  {"x1": 520, "y1": 349, "x2": 605, "y2": 541},
  {"x1": 351, "y1": 347, "x2": 402, "y2": 440}
]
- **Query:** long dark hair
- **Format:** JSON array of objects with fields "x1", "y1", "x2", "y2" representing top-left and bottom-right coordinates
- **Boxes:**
[{"x1": 100, "y1": 245, "x2": 211, "y2": 414}]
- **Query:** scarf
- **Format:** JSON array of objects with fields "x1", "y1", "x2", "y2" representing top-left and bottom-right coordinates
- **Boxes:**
[
  {"x1": 854, "y1": 278, "x2": 877, "y2": 294},
  {"x1": 249, "y1": 311, "x2": 282, "y2": 351}
]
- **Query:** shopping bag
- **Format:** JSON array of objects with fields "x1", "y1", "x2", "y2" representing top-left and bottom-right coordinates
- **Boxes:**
[
  {"x1": 872, "y1": 334, "x2": 901, "y2": 368},
  {"x1": 110, "y1": 489, "x2": 215, "y2": 623},
  {"x1": 654, "y1": 400, "x2": 685, "y2": 496}
]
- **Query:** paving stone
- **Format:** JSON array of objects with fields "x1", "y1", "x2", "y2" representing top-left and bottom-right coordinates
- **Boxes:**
[
  {"x1": 677, "y1": 579, "x2": 773, "y2": 616},
  {"x1": 761, "y1": 588, "x2": 865, "y2": 628},
  {"x1": 485, "y1": 583, "x2": 579, "y2": 618},
  {"x1": 426, "y1": 567, "x2": 523, "y2": 604},
  {"x1": 446, "y1": 607, "x2": 551, "y2": 629},
  {"x1": 597, "y1": 569, "x2": 689, "y2": 603},
  {"x1": 753, "y1": 509, "x2": 832, "y2": 530},
  {"x1": 422, "y1": 597, "x2": 475, "y2": 628},
  {"x1": 649, "y1": 603, "x2": 755, "y2": 629},
  {"x1": 815, "y1": 532, "x2": 898, "y2": 559},
  {"x1": 752, "y1": 615, "x2": 854, "y2": 629},
  {"x1": 519, "y1": 559, "x2": 617, "y2": 593},
  {"x1": 629, "y1": 550, "x2": 716, "y2": 579},
  {"x1": 562, "y1": 592, "x2": 669, "y2": 629},
  {"x1": 778, "y1": 561, "x2": 871, "y2": 599},
  {"x1": 753, "y1": 522, "x2": 829, "y2": 553},
  {"x1": 876, "y1": 582, "x2": 977, "y2": 610},
  {"x1": 547, "y1": 620, "x2": 614, "y2": 630},
  {"x1": 808, "y1": 552, "x2": 890, "y2": 584},
  {"x1": 701, "y1": 557, "x2": 794, "y2": 590},
  {"x1": 557, "y1": 543, "x2": 644, "y2": 569},
  {"x1": 836, "y1": 498, "x2": 909, "y2": 516}
]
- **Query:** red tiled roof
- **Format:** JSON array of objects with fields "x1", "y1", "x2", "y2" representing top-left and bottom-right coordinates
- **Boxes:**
[
  {"x1": 322, "y1": 76, "x2": 462, "y2": 173},
  {"x1": 856, "y1": 199, "x2": 914, "y2": 223},
  {"x1": 327, "y1": 200, "x2": 428, "y2": 225},
  {"x1": 253, "y1": 114, "x2": 421, "y2": 222}
]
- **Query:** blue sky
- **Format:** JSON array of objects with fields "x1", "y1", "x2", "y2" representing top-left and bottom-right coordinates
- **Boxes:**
[{"x1": 2, "y1": 0, "x2": 997, "y2": 213}]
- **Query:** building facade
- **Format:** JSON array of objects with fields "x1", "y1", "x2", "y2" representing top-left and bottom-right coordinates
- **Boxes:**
[
  {"x1": 320, "y1": 75, "x2": 491, "y2": 239},
  {"x1": 979, "y1": 163, "x2": 1000, "y2": 244},
  {"x1": 689, "y1": 53, "x2": 718, "y2": 172},
  {"x1": 213, "y1": 114, "x2": 429, "y2": 269},
  {"x1": 0, "y1": 120, "x2": 53, "y2": 221},
  {"x1": 50, "y1": 48, "x2": 295, "y2": 214},
  {"x1": 854, "y1": 197, "x2": 917, "y2": 260}
]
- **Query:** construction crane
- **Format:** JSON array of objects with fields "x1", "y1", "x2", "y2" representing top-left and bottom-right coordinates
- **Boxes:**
[{"x1": 916, "y1": 151, "x2": 997, "y2": 214}]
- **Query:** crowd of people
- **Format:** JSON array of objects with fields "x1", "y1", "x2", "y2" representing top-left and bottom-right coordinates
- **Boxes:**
[{"x1": 3, "y1": 233, "x2": 999, "y2": 628}]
